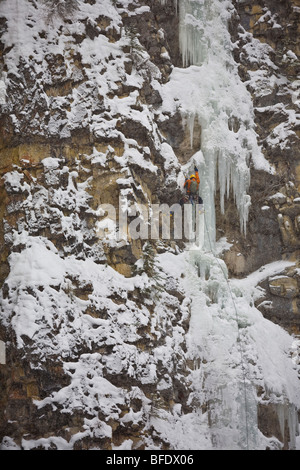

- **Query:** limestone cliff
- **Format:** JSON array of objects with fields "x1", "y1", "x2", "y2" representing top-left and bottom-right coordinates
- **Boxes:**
[
  {"x1": 0, "y1": 0, "x2": 299, "y2": 451},
  {"x1": 221, "y1": 0, "x2": 300, "y2": 335}
]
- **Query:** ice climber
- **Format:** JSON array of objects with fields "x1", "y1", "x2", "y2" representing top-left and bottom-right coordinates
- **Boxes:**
[{"x1": 182, "y1": 166, "x2": 203, "y2": 205}]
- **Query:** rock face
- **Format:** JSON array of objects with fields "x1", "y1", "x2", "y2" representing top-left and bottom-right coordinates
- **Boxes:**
[
  {"x1": 0, "y1": 0, "x2": 299, "y2": 451},
  {"x1": 218, "y1": 0, "x2": 300, "y2": 334}
]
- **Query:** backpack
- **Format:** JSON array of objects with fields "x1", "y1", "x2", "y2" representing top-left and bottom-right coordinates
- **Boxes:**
[{"x1": 189, "y1": 179, "x2": 198, "y2": 195}]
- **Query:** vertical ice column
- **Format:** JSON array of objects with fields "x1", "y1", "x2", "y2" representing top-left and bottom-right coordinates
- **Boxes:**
[
  {"x1": 177, "y1": 0, "x2": 262, "y2": 245},
  {"x1": 160, "y1": 0, "x2": 178, "y2": 9},
  {"x1": 179, "y1": 0, "x2": 210, "y2": 67},
  {"x1": 176, "y1": 1, "x2": 263, "y2": 447},
  {"x1": 185, "y1": 248, "x2": 261, "y2": 449},
  {"x1": 0, "y1": 79, "x2": 6, "y2": 104},
  {"x1": 275, "y1": 403, "x2": 299, "y2": 450},
  {"x1": 0, "y1": 340, "x2": 5, "y2": 364}
]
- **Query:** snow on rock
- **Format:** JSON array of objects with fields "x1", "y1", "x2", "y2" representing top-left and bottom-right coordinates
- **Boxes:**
[{"x1": 0, "y1": 0, "x2": 300, "y2": 451}]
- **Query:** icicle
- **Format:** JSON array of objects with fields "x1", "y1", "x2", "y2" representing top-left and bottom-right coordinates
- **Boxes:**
[
  {"x1": 288, "y1": 404, "x2": 299, "y2": 450},
  {"x1": 187, "y1": 112, "x2": 195, "y2": 148},
  {"x1": 159, "y1": 0, "x2": 178, "y2": 13},
  {"x1": 274, "y1": 403, "x2": 300, "y2": 449},
  {"x1": 179, "y1": 0, "x2": 209, "y2": 67},
  {"x1": 0, "y1": 78, "x2": 6, "y2": 105}
]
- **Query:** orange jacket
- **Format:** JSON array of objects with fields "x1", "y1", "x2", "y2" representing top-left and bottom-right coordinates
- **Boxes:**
[{"x1": 184, "y1": 171, "x2": 200, "y2": 194}]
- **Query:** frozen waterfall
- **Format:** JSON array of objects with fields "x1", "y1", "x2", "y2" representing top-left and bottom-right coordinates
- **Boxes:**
[
  {"x1": 159, "y1": 0, "x2": 300, "y2": 450},
  {"x1": 161, "y1": 0, "x2": 273, "y2": 247}
]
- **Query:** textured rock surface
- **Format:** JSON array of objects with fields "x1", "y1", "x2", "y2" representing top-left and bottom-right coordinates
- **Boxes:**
[
  {"x1": 0, "y1": 0, "x2": 299, "y2": 450},
  {"x1": 218, "y1": 0, "x2": 300, "y2": 334}
]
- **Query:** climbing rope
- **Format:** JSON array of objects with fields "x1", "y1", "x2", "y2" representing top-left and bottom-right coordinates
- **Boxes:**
[{"x1": 202, "y1": 210, "x2": 250, "y2": 450}]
